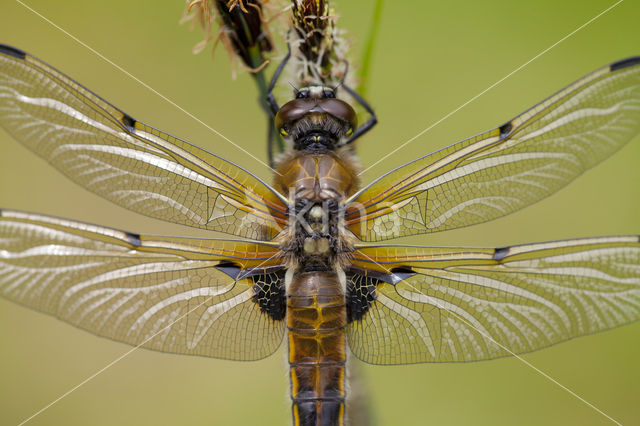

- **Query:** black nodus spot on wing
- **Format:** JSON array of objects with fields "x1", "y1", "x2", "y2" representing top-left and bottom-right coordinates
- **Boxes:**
[
  {"x1": 215, "y1": 261, "x2": 243, "y2": 280},
  {"x1": 0, "y1": 44, "x2": 26, "y2": 60},
  {"x1": 493, "y1": 246, "x2": 510, "y2": 261},
  {"x1": 498, "y1": 121, "x2": 513, "y2": 139},
  {"x1": 124, "y1": 232, "x2": 141, "y2": 247},
  {"x1": 122, "y1": 114, "x2": 136, "y2": 132},
  {"x1": 610, "y1": 57, "x2": 640, "y2": 72}
]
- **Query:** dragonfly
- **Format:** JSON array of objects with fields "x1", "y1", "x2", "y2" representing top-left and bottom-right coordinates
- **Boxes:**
[{"x1": 1, "y1": 37, "x2": 640, "y2": 426}]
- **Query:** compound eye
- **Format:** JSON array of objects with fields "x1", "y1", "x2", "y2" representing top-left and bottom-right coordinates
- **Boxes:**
[
  {"x1": 323, "y1": 89, "x2": 335, "y2": 98},
  {"x1": 296, "y1": 90, "x2": 309, "y2": 99}
]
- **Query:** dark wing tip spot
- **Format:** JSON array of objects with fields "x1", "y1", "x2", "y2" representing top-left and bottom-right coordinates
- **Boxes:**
[
  {"x1": 124, "y1": 232, "x2": 141, "y2": 247},
  {"x1": 493, "y1": 246, "x2": 510, "y2": 261},
  {"x1": 122, "y1": 114, "x2": 136, "y2": 132},
  {"x1": 0, "y1": 44, "x2": 26, "y2": 60},
  {"x1": 498, "y1": 121, "x2": 513, "y2": 139},
  {"x1": 610, "y1": 56, "x2": 640, "y2": 72}
]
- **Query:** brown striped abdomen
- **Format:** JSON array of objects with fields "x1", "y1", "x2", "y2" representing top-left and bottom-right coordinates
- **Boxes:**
[{"x1": 287, "y1": 270, "x2": 346, "y2": 426}]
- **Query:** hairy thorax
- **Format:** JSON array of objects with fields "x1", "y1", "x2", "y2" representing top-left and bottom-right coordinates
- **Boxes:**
[{"x1": 274, "y1": 148, "x2": 361, "y2": 272}]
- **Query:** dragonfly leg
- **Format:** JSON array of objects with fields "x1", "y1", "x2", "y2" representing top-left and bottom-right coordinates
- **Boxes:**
[
  {"x1": 341, "y1": 83, "x2": 377, "y2": 144},
  {"x1": 266, "y1": 44, "x2": 292, "y2": 116},
  {"x1": 266, "y1": 43, "x2": 292, "y2": 166}
]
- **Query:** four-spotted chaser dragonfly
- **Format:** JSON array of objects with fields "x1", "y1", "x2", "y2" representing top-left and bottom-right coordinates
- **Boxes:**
[{"x1": 1, "y1": 38, "x2": 640, "y2": 426}]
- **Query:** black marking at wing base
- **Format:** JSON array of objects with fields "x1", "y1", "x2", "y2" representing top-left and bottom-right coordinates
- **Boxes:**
[
  {"x1": 349, "y1": 266, "x2": 416, "y2": 285},
  {"x1": 389, "y1": 267, "x2": 416, "y2": 283},
  {"x1": 346, "y1": 269, "x2": 379, "y2": 323},
  {"x1": 251, "y1": 270, "x2": 286, "y2": 321},
  {"x1": 214, "y1": 262, "x2": 287, "y2": 321},
  {"x1": 498, "y1": 121, "x2": 513, "y2": 139},
  {"x1": 346, "y1": 267, "x2": 417, "y2": 322},
  {"x1": 610, "y1": 56, "x2": 640, "y2": 72},
  {"x1": 493, "y1": 246, "x2": 510, "y2": 261},
  {"x1": 0, "y1": 44, "x2": 26, "y2": 60},
  {"x1": 215, "y1": 261, "x2": 243, "y2": 280}
]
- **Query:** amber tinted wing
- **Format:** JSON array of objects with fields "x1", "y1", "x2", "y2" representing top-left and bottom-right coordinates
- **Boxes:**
[
  {"x1": 0, "y1": 45, "x2": 288, "y2": 240},
  {"x1": 347, "y1": 236, "x2": 640, "y2": 364},
  {"x1": 346, "y1": 58, "x2": 640, "y2": 241},
  {"x1": 0, "y1": 209, "x2": 286, "y2": 360}
]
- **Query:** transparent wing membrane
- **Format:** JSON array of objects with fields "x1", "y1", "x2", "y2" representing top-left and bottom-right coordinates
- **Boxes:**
[
  {"x1": 0, "y1": 209, "x2": 286, "y2": 360},
  {"x1": 346, "y1": 58, "x2": 640, "y2": 241},
  {"x1": 0, "y1": 46, "x2": 288, "y2": 241},
  {"x1": 348, "y1": 236, "x2": 640, "y2": 364},
  {"x1": 2, "y1": 44, "x2": 639, "y2": 372}
]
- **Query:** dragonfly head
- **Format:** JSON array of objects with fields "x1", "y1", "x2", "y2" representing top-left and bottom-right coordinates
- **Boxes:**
[{"x1": 274, "y1": 85, "x2": 357, "y2": 151}]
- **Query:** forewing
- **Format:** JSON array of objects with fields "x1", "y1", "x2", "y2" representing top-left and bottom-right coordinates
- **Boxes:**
[
  {"x1": 346, "y1": 58, "x2": 640, "y2": 241},
  {"x1": 0, "y1": 45, "x2": 288, "y2": 240},
  {"x1": 0, "y1": 209, "x2": 286, "y2": 360},
  {"x1": 348, "y1": 236, "x2": 640, "y2": 364}
]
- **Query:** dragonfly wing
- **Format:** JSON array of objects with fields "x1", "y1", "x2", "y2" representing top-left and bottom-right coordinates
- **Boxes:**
[
  {"x1": 346, "y1": 58, "x2": 640, "y2": 241},
  {"x1": 347, "y1": 236, "x2": 640, "y2": 364},
  {"x1": 0, "y1": 209, "x2": 286, "y2": 360},
  {"x1": 0, "y1": 45, "x2": 288, "y2": 240}
]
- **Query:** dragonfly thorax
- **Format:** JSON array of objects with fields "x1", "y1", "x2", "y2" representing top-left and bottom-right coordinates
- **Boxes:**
[
  {"x1": 283, "y1": 197, "x2": 357, "y2": 272},
  {"x1": 294, "y1": 199, "x2": 339, "y2": 268},
  {"x1": 274, "y1": 151, "x2": 360, "y2": 271}
]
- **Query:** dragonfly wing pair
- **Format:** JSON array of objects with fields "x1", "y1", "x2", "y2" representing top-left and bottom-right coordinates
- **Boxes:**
[
  {"x1": 0, "y1": 44, "x2": 288, "y2": 241},
  {"x1": 346, "y1": 58, "x2": 640, "y2": 241},
  {"x1": 0, "y1": 209, "x2": 285, "y2": 360},
  {"x1": 348, "y1": 238, "x2": 640, "y2": 364},
  {"x1": 2, "y1": 209, "x2": 638, "y2": 364},
  {"x1": 341, "y1": 57, "x2": 640, "y2": 364},
  {"x1": 1, "y1": 44, "x2": 640, "y2": 365}
]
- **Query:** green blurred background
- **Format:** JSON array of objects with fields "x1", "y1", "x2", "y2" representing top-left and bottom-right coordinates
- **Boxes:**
[{"x1": 1, "y1": 1, "x2": 639, "y2": 425}]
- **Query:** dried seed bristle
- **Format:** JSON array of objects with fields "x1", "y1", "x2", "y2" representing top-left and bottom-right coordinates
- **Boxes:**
[
  {"x1": 290, "y1": 0, "x2": 348, "y2": 86},
  {"x1": 182, "y1": 0, "x2": 287, "y2": 76}
]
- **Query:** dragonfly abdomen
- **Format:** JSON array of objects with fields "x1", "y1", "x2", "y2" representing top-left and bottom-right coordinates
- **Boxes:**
[{"x1": 287, "y1": 270, "x2": 347, "y2": 426}]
